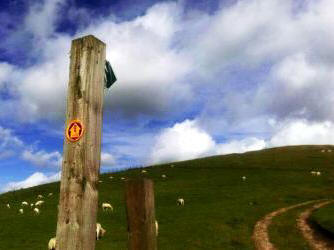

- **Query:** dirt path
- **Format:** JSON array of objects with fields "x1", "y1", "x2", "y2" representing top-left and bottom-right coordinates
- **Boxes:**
[
  {"x1": 252, "y1": 200, "x2": 326, "y2": 250},
  {"x1": 297, "y1": 200, "x2": 334, "y2": 250}
]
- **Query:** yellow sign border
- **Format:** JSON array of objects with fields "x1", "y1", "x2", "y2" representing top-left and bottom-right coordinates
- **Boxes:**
[{"x1": 66, "y1": 119, "x2": 84, "y2": 142}]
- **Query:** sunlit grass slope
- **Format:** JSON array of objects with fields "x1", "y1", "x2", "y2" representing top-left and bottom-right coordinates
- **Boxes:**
[{"x1": 0, "y1": 145, "x2": 333, "y2": 249}]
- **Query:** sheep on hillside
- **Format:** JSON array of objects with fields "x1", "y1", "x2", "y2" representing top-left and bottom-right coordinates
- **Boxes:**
[
  {"x1": 155, "y1": 220, "x2": 158, "y2": 236},
  {"x1": 48, "y1": 237, "x2": 56, "y2": 250},
  {"x1": 48, "y1": 193, "x2": 53, "y2": 197},
  {"x1": 109, "y1": 176, "x2": 113, "y2": 179},
  {"x1": 102, "y1": 203, "x2": 113, "y2": 212},
  {"x1": 328, "y1": 149, "x2": 332, "y2": 153},
  {"x1": 6, "y1": 204, "x2": 10, "y2": 208},
  {"x1": 34, "y1": 208, "x2": 40, "y2": 215},
  {"x1": 177, "y1": 198, "x2": 184, "y2": 206},
  {"x1": 321, "y1": 149, "x2": 326, "y2": 153},
  {"x1": 120, "y1": 177, "x2": 126, "y2": 180},
  {"x1": 96, "y1": 223, "x2": 106, "y2": 240},
  {"x1": 35, "y1": 200, "x2": 44, "y2": 206},
  {"x1": 22, "y1": 201, "x2": 29, "y2": 206},
  {"x1": 310, "y1": 171, "x2": 317, "y2": 176},
  {"x1": 242, "y1": 176, "x2": 246, "y2": 181},
  {"x1": 162, "y1": 174, "x2": 167, "y2": 178},
  {"x1": 31, "y1": 203, "x2": 34, "y2": 207},
  {"x1": 141, "y1": 170, "x2": 147, "y2": 173},
  {"x1": 316, "y1": 171, "x2": 321, "y2": 176},
  {"x1": 37, "y1": 194, "x2": 43, "y2": 199},
  {"x1": 19, "y1": 208, "x2": 23, "y2": 214}
]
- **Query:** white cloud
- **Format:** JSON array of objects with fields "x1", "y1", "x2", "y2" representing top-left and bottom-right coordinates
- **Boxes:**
[
  {"x1": 22, "y1": 150, "x2": 62, "y2": 168},
  {"x1": 149, "y1": 119, "x2": 266, "y2": 164},
  {"x1": 2, "y1": 172, "x2": 60, "y2": 192},
  {"x1": 2, "y1": 0, "x2": 334, "y2": 124},
  {"x1": 149, "y1": 120, "x2": 216, "y2": 164},
  {"x1": 24, "y1": 0, "x2": 65, "y2": 39},
  {"x1": 269, "y1": 119, "x2": 334, "y2": 146},
  {"x1": 216, "y1": 137, "x2": 266, "y2": 155},
  {"x1": 101, "y1": 152, "x2": 116, "y2": 166},
  {"x1": 0, "y1": 126, "x2": 23, "y2": 159}
]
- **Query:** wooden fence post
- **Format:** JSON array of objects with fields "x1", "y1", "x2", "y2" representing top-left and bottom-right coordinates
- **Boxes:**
[
  {"x1": 55, "y1": 35, "x2": 106, "y2": 250},
  {"x1": 125, "y1": 178, "x2": 157, "y2": 250}
]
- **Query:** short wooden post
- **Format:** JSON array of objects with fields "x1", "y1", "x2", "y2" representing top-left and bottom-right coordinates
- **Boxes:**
[
  {"x1": 125, "y1": 178, "x2": 157, "y2": 250},
  {"x1": 55, "y1": 35, "x2": 106, "y2": 250}
]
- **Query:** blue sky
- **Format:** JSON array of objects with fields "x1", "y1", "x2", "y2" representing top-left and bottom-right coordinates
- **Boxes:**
[{"x1": 0, "y1": 0, "x2": 334, "y2": 192}]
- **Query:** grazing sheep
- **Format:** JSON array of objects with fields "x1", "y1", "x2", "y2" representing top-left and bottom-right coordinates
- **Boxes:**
[
  {"x1": 120, "y1": 177, "x2": 126, "y2": 180},
  {"x1": 96, "y1": 223, "x2": 106, "y2": 240},
  {"x1": 141, "y1": 170, "x2": 147, "y2": 173},
  {"x1": 34, "y1": 208, "x2": 40, "y2": 215},
  {"x1": 22, "y1": 201, "x2": 29, "y2": 206},
  {"x1": 99, "y1": 180, "x2": 103, "y2": 183},
  {"x1": 321, "y1": 149, "x2": 326, "y2": 153},
  {"x1": 242, "y1": 176, "x2": 246, "y2": 181},
  {"x1": 316, "y1": 171, "x2": 321, "y2": 176},
  {"x1": 19, "y1": 208, "x2": 23, "y2": 214},
  {"x1": 48, "y1": 193, "x2": 53, "y2": 197},
  {"x1": 35, "y1": 200, "x2": 44, "y2": 206},
  {"x1": 37, "y1": 194, "x2": 43, "y2": 199},
  {"x1": 102, "y1": 203, "x2": 113, "y2": 212},
  {"x1": 328, "y1": 149, "x2": 332, "y2": 153},
  {"x1": 109, "y1": 176, "x2": 113, "y2": 179},
  {"x1": 177, "y1": 198, "x2": 184, "y2": 206},
  {"x1": 155, "y1": 220, "x2": 158, "y2": 236},
  {"x1": 170, "y1": 164, "x2": 174, "y2": 168},
  {"x1": 162, "y1": 174, "x2": 167, "y2": 178},
  {"x1": 6, "y1": 204, "x2": 10, "y2": 208},
  {"x1": 310, "y1": 171, "x2": 316, "y2": 176},
  {"x1": 48, "y1": 237, "x2": 56, "y2": 250},
  {"x1": 30, "y1": 203, "x2": 34, "y2": 207}
]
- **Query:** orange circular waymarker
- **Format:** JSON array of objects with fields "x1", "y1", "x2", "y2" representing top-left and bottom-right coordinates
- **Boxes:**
[{"x1": 66, "y1": 119, "x2": 84, "y2": 142}]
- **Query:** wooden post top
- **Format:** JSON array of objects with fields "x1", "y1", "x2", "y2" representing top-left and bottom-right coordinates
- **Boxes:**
[{"x1": 72, "y1": 35, "x2": 106, "y2": 46}]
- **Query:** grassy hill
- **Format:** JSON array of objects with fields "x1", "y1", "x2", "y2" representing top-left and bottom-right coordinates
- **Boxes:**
[
  {"x1": 0, "y1": 145, "x2": 333, "y2": 249},
  {"x1": 310, "y1": 203, "x2": 334, "y2": 237}
]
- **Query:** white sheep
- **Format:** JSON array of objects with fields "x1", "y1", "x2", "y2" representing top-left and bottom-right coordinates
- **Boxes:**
[
  {"x1": 177, "y1": 198, "x2": 184, "y2": 206},
  {"x1": 99, "y1": 180, "x2": 103, "y2": 183},
  {"x1": 22, "y1": 201, "x2": 29, "y2": 206},
  {"x1": 37, "y1": 194, "x2": 43, "y2": 199},
  {"x1": 120, "y1": 177, "x2": 126, "y2": 180},
  {"x1": 328, "y1": 149, "x2": 332, "y2": 153},
  {"x1": 6, "y1": 203, "x2": 10, "y2": 208},
  {"x1": 170, "y1": 164, "x2": 174, "y2": 168},
  {"x1": 48, "y1": 193, "x2": 53, "y2": 197},
  {"x1": 102, "y1": 203, "x2": 113, "y2": 212},
  {"x1": 155, "y1": 220, "x2": 158, "y2": 236},
  {"x1": 310, "y1": 171, "x2": 316, "y2": 176},
  {"x1": 321, "y1": 149, "x2": 326, "y2": 153},
  {"x1": 162, "y1": 174, "x2": 167, "y2": 178},
  {"x1": 242, "y1": 176, "x2": 246, "y2": 181},
  {"x1": 96, "y1": 223, "x2": 106, "y2": 240},
  {"x1": 34, "y1": 208, "x2": 40, "y2": 215},
  {"x1": 141, "y1": 170, "x2": 147, "y2": 173},
  {"x1": 19, "y1": 208, "x2": 23, "y2": 214},
  {"x1": 48, "y1": 237, "x2": 56, "y2": 250},
  {"x1": 30, "y1": 203, "x2": 34, "y2": 207},
  {"x1": 109, "y1": 176, "x2": 113, "y2": 179},
  {"x1": 35, "y1": 200, "x2": 45, "y2": 206},
  {"x1": 316, "y1": 171, "x2": 321, "y2": 176}
]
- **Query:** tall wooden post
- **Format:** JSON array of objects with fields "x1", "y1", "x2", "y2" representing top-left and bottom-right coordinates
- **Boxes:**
[
  {"x1": 125, "y1": 178, "x2": 157, "y2": 250},
  {"x1": 56, "y1": 35, "x2": 106, "y2": 250}
]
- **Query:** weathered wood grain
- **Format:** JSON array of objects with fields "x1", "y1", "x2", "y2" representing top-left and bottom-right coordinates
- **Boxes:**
[
  {"x1": 56, "y1": 35, "x2": 106, "y2": 250},
  {"x1": 125, "y1": 178, "x2": 157, "y2": 250}
]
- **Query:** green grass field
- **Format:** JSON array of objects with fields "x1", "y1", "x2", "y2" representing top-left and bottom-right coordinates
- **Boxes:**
[
  {"x1": 310, "y1": 203, "x2": 334, "y2": 237},
  {"x1": 0, "y1": 145, "x2": 333, "y2": 249}
]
